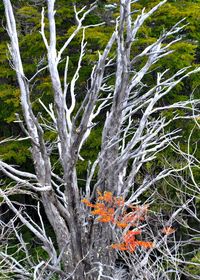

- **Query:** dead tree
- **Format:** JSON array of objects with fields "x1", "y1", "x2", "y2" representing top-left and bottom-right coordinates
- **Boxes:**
[{"x1": 1, "y1": 0, "x2": 200, "y2": 279}]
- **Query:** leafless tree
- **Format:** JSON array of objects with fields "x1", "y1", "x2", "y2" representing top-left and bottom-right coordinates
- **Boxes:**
[{"x1": 1, "y1": 0, "x2": 200, "y2": 279}]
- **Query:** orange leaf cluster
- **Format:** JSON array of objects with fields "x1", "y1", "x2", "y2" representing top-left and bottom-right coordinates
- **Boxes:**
[
  {"x1": 82, "y1": 191, "x2": 153, "y2": 253},
  {"x1": 116, "y1": 204, "x2": 149, "y2": 229},
  {"x1": 111, "y1": 230, "x2": 154, "y2": 253},
  {"x1": 82, "y1": 192, "x2": 118, "y2": 223}
]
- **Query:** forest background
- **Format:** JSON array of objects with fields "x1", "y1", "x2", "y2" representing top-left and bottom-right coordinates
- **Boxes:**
[{"x1": 1, "y1": 0, "x2": 200, "y2": 279}]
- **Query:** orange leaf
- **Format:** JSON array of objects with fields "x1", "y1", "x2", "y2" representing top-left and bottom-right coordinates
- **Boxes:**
[
  {"x1": 136, "y1": 241, "x2": 154, "y2": 248},
  {"x1": 127, "y1": 243, "x2": 137, "y2": 253},
  {"x1": 94, "y1": 203, "x2": 106, "y2": 209},
  {"x1": 98, "y1": 216, "x2": 113, "y2": 223},
  {"x1": 111, "y1": 243, "x2": 127, "y2": 251},
  {"x1": 161, "y1": 227, "x2": 176, "y2": 235},
  {"x1": 107, "y1": 208, "x2": 115, "y2": 214},
  {"x1": 116, "y1": 221, "x2": 128, "y2": 228},
  {"x1": 103, "y1": 191, "x2": 113, "y2": 202},
  {"x1": 123, "y1": 230, "x2": 142, "y2": 242},
  {"x1": 114, "y1": 197, "x2": 125, "y2": 207},
  {"x1": 91, "y1": 209, "x2": 106, "y2": 215},
  {"x1": 81, "y1": 199, "x2": 95, "y2": 208},
  {"x1": 122, "y1": 212, "x2": 143, "y2": 224}
]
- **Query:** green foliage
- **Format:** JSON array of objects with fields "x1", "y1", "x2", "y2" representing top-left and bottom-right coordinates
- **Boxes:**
[
  {"x1": 77, "y1": 127, "x2": 102, "y2": 182},
  {"x1": 0, "y1": 85, "x2": 20, "y2": 122},
  {"x1": 186, "y1": 251, "x2": 200, "y2": 276},
  {"x1": 0, "y1": 141, "x2": 30, "y2": 164},
  {"x1": 1, "y1": 0, "x2": 199, "y2": 167}
]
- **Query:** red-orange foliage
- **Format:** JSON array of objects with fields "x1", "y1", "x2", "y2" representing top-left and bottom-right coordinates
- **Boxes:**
[
  {"x1": 82, "y1": 191, "x2": 154, "y2": 253},
  {"x1": 113, "y1": 230, "x2": 154, "y2": 253}
]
